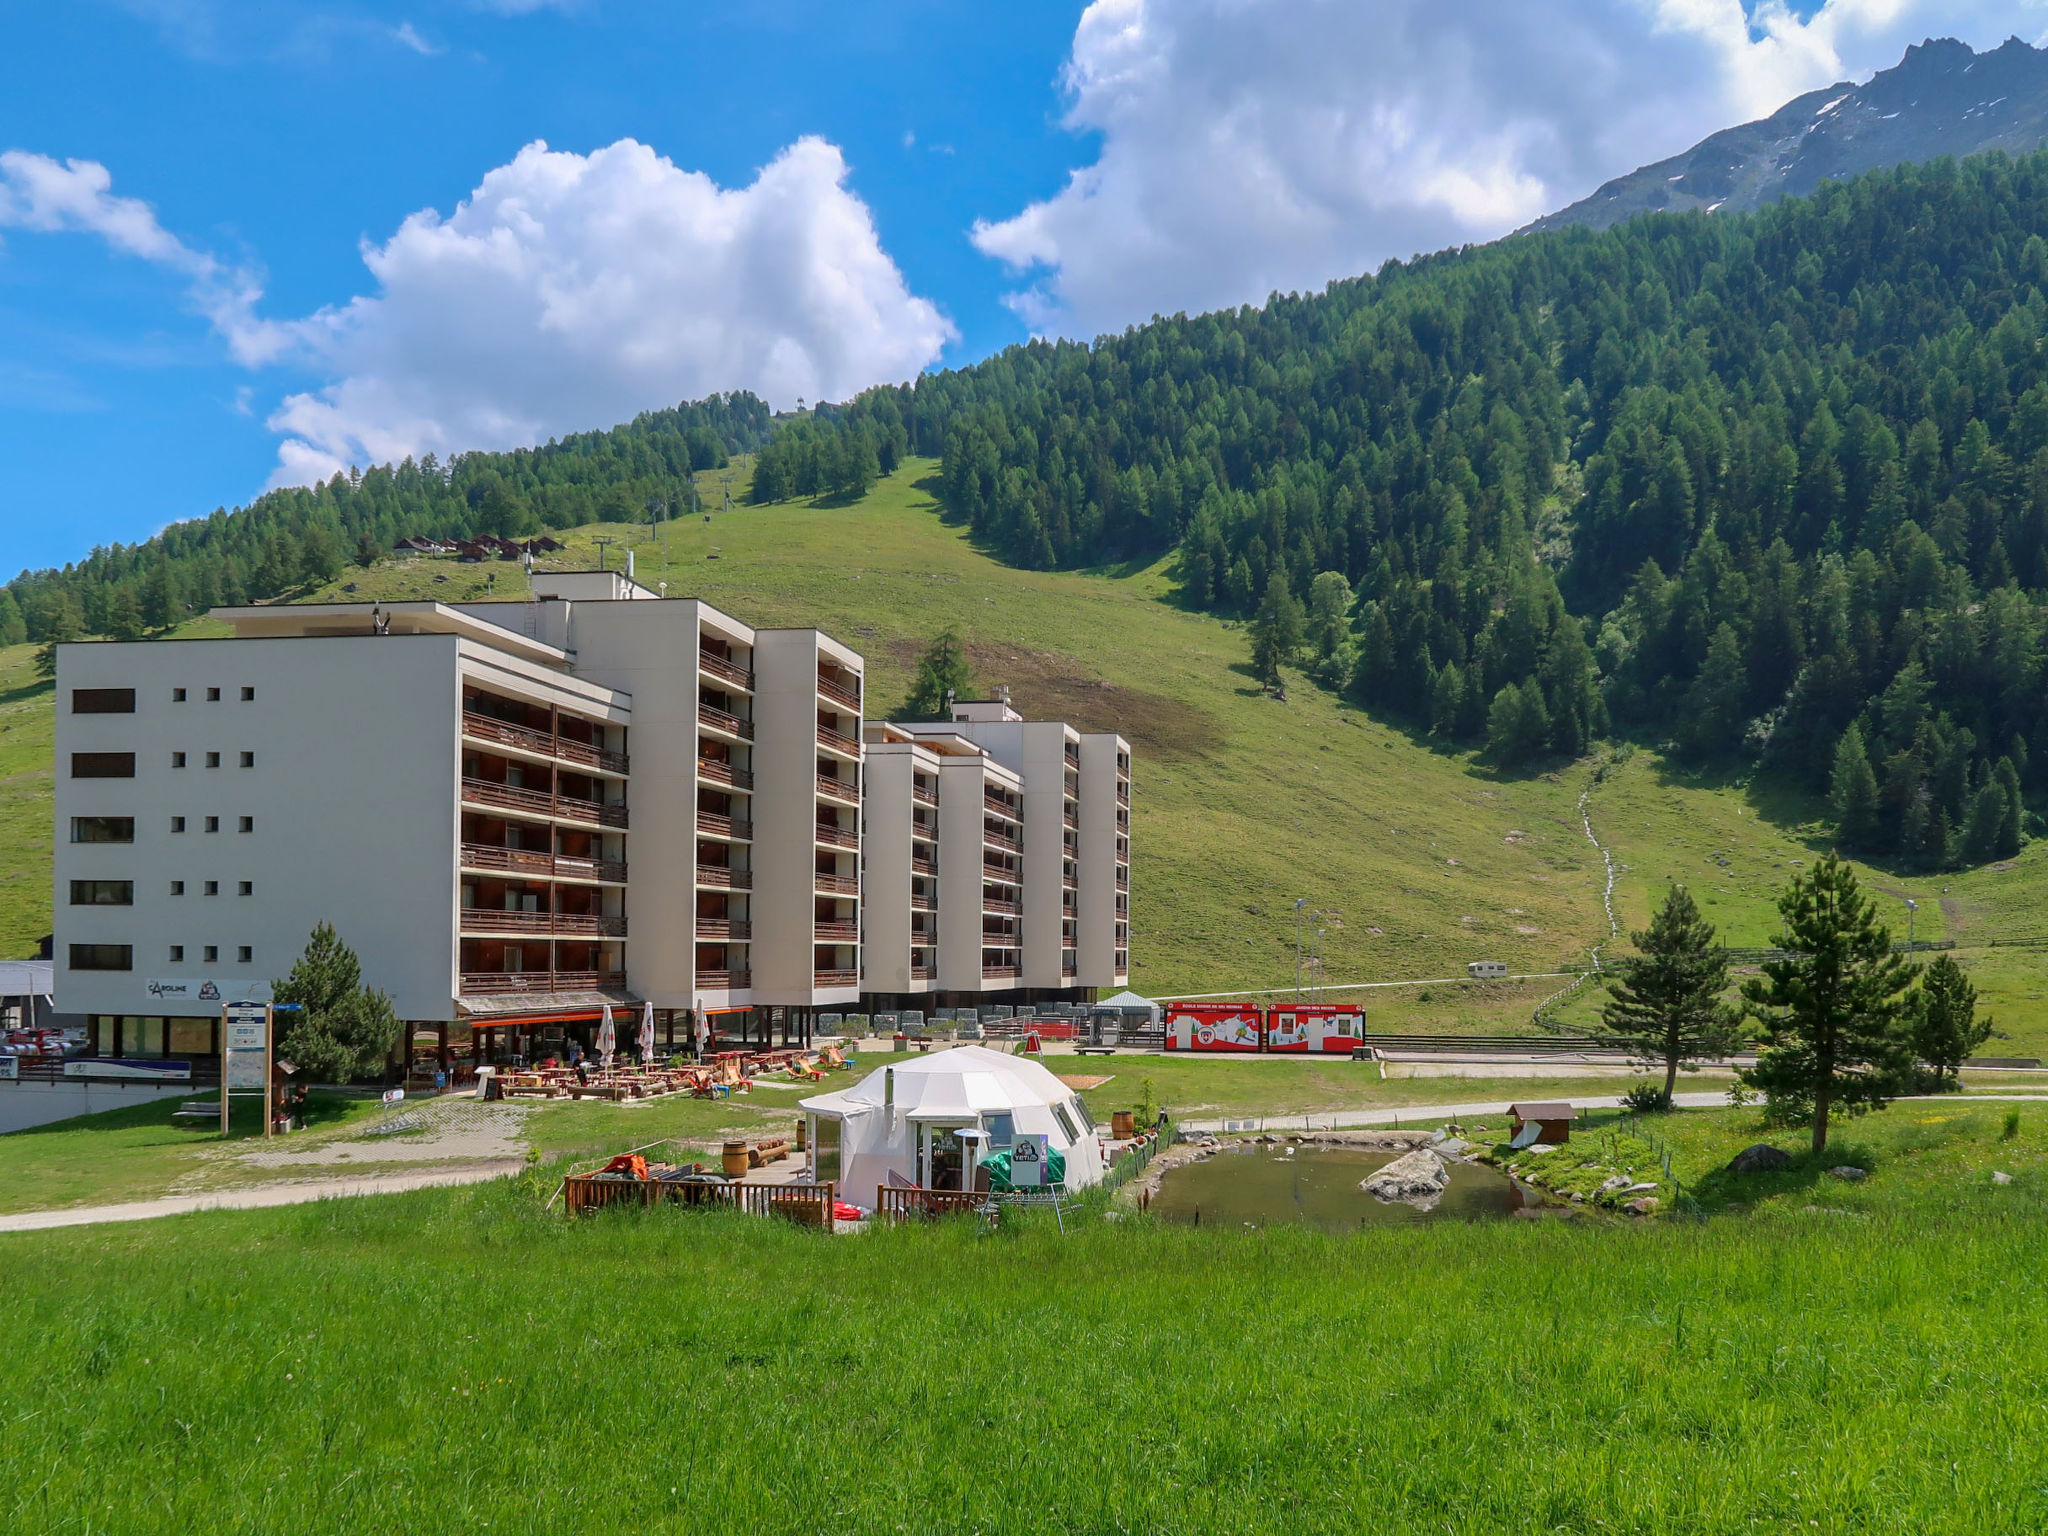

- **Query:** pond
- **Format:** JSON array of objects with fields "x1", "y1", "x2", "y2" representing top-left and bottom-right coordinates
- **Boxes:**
[{"x1": 1150, "y1": 1143, "x2": 1545, "y2": 1231}]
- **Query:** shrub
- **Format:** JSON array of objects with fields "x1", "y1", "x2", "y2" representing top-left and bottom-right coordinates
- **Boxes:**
[
  {"x1": 2003, "y1": 1108, "x2": 2022, "y2": 1141},
  {"x1": 1621, "y1": 1081, "x2": 1673, "y2": 1113}
]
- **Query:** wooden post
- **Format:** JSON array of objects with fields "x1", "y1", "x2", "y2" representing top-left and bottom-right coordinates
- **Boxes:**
[
  {"x1": 220, "y1": 1002, "x2": 230, "y2": 1137},
  {"x1": 262, "y1": 1002, "x2": 275, "y2": 1140}
]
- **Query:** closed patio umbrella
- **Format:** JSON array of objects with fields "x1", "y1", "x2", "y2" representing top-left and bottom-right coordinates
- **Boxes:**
[
  {"x1": 639, "y1": 1000, "x2": 657, "y2": 1065},
  {"x1": 597, "y1": 1005, "x2": 616, "y2": 1071}
]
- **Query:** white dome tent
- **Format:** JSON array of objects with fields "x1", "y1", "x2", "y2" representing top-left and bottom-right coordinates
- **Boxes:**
[{"x1": 800, "y1": 1045, "x2": 1105, "y2": 1203}]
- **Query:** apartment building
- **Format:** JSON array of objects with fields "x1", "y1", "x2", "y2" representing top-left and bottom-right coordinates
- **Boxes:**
[
  {"x1": 861, "y1": 693, "x2": 1130, "y2": 1011},
  {"x1": 52, "y1": 578, "x2": 1129, "y2": 1076}
]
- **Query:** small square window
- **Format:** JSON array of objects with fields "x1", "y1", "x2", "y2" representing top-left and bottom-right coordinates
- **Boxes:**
[
  {"x1": 238, "y1": 816, "x2": 253, "y2": 833},
  {"x1": 204, "y1": 880, "x2": 219, "y2": 896},
  {"x1": 238, "y1": 881, "x2": 252, "y2": 896},
  {"x1": 240, "y1": 686, "x2": 254, "y2": 701},
  {"x1": 170, "y1": 880, "x2": 185, "y2": 895},
  {"x1": 168, "y1": 945, "x2": 184, "y2": 962},
  {"x1": 206, "y1": 687, "x2": 220, "y2": 701},
  {"x1": 203, "y1": 945, "x2": 218, "y2": 963},
  {"x1": 239, "y1": 751, "x2": 254, "y2": 768},
  {"x1": 172, "y1": 751, "x2": 187, "y2": 769},
  {"x1": 172, "y1": 687, "x2": 187, "y2": 702},
  {"x1": 205, "y1": 751, "x2": 220, "y2": 768},
  {"x1": 171, "y1": 816, "x2": 187, "y2": 834},
  {"x1": 237, "y1": 946, "x2": 252, "y2": 964},
  {"x1": 204, "y1": 816, "x2": 219, "y2": 833}
]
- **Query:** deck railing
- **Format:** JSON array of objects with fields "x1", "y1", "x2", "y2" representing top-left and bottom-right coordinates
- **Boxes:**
[
  {"x1": 814, "y1": 824, "x2": 859, "y2": 850},
  {"x1": 696, "y1": 970, "x2": 752, "y2": 990},
  {"x1": 875, "y1": 1186, "x2": 991, "y2": 1222},
  {"x1": 697, "y1": 758, "x2": 755, "y2": 791},
  {"x1": 816, "y1": 674, "x2": 861, "y2": 712},
  {"x1": 698, "y1": 650, "x2": 755, "y2": 691},
  {"x1": 817, "y1": 774, "x2": 861, "y2": 805},
  {"x1": 696, "y1": 811, "x2": 754, "y2": 841},
  {"x1": 462, "y1": 711, "x2": 629, "y2": 775},
  {"x1": 816, "y1": 724, "x2": 861, "y2": 756},
  {"x1": 459, "y1": 910, "x2": 626, "y2": 938},
  {"x1": 912, "y1": 783, "x2": 938, "y2": 807},
  {"x1": 694, "y1": 919, "x2": 752, "y2": 940},
  {"x1": 695, "y1": 865, "x2": 753, "y2": 890},
  {"x1": 983, "y1": 829, "x2": 1022, "y2": 853},
  {"x1": 699, "y1": 703, "x2": 755, "y2": 741},
  {"x1": 460, "y1": 970, "x2": 615, "y2": 995},
  {"x1": 461, "y1": 778, "x2": 628, "y2": 829},
  {"x1": 814, "y1": 921, "x2": 860, "y2": 943},
  {"x1": 814, "y1": 872, "x2": 859, "y2": 895},
  {"x1": 814, "y1": 968, "x2": 859, "y2": 987}
]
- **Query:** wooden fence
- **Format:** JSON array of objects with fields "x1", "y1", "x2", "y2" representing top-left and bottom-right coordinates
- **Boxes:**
[
  {"x1": 874, "y1": 1186, "x2": 993, "y2": 1223},
  {"x1": 562, "y1": 1173, "x2": 836, "y2": 1226}
]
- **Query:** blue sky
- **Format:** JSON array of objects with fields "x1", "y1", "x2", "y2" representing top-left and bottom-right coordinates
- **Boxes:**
[{"x1": 2, "y1": 0, "x2": 2036, "y2": 573}]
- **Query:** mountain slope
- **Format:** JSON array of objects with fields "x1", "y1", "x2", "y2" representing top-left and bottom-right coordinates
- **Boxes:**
[{"x1": 1527, "y1": 36, "x2": 2048, "y2": 233}]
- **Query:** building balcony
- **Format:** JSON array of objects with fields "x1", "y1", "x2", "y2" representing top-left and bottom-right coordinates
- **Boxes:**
[
  {"x1": 910, "y1": 894, "x2": 937, "y2": 912},
  {"x1": 816, "y1": 724, "x2": 861, "y2": 759},
  {"x1": 1064, "y1": 745, "x2": 1080, "y2": 767},
  {"x1": 814, "y1": 968, "x2": 860, "y2": 987},
  {"x1": 462, "y1": 711, "x2": 629, "y2": 777},
  {"x1": 814, "y1": 921, "x2": 861, "y2": 943},
  {"x1": 698, "y1": 649, "x2": 755, "y2": 691},
  {"x1": 815, "y1": 871, "x2": 859, "y2": 896},
  {"x1": 911, "y1": 783, "x2": 938, "y2": 808},
  {"x1": 982, "y1": 861, "x2": 1020, "y2": 883},
  {"x1": 911, "y1": 855, "x2": 937, "y2": 877},
  {"x1": 699, "y1": 703, "x2": 755, "y2": 741},
  {"x1": 696, "y1": 865, "x2": 753, "y2": 890},
  {"x1": 983, "y1": 829, "x2": 1022, "y2": 853},
  {"x1": 982, "y1": 966, "x2": 1021, "y2": 981},
  {"x1": 816, "y1": 674, "x2": 861, "y2": 713},
  {"x1": 695, "y1": 919, "x2": 751, "y2": 940},
  {"x1": 1116, "y1": 871, "x2": 1130, "y2": 890},
  {"x1": 910, "y1": 819, "x2": 937, "y2": 843},
  {"x1": 461, "y1": 970, "x2": 619, "y2": 996},
  {"x1": 983, "y1": 898, "x2": 1020, "y2": 916},
  {"x1": 814, "y1": 823, "x2": 859, "y2": 851},
  {"x1": 460, "y1": 843, "x2": 628, "y2": 885},
  {"x1": 697, "y1": 757, "x2": 754, "y2": 791},
  {"x1": 910, "y1": 965, "x2": 936, "y2": 982},
  {"x1": 697, "y1": 811, "x2": 754, "y2": 842},
  {"x1": 817, "y1": 774, "x2": 861, "y2": 806},
  {"x1": 459, "y1": 910, "x2": 627, "y2": 939},
  {"x1": 461, "y1": 778, "x2": 628, "y2": 829},
  {"x1": 983, "y1": 794, "x2": 1020, "y2": 821},
  {"x1": 697, "y1": 970, "x2": 752, "y2": 990}
]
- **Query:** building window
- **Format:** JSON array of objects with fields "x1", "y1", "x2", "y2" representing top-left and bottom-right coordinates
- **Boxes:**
[
  {"x1": 203, "y1": 945, "x2": 218, "y2": 963},
  {"x1": 172, "y1": 687, "x2": 187, "y2": 703},
  {"x1": 204, "y1": 880, "x2": 219, "y2": 896},
  {"x1": 168, "y1": 945, "x2": 184, "y2": 962},
  {"x1": 238, "y1": 881, "x2": 252, "y2": 896},
  {"x1": 237, "y1": 946, "x2": 252, "y2": 964},
  {"x1": 171, "y1": 881, "x2": 185, "y2": 895},
  {"x1": 205, "y1": 751, "x2": 220, "y2": 768},
  {"x1": 206, "y1": 687, "x2": 221, "y2": 701},
  {"x1": 70, "y1": 752, "x2": 136, "y2": 778},
  {"x1": 172, "y1": 752, "x2": 187, "y2": 769},
  {"x1": 171, "y1": 816, "x2": 187, "y2": 833},
  {"x1": 70, "y1": 816, "x2": 134, "y2": 844},
  {"x1": 68, "y1": 943, "x2": 133, "y2": 972},
  {"x1": 240, "y1": 686, "x2": 254, "y2": 701},
  {"x1": 71, "y1": 688, "x2": 135, "y2": 714},
  {"x1": 239, "y1": 751, "x2": 254, "y2": 768},
  {"x1": 203, "y1": 816, "x2": 219, "y2": 833},
  {"x1": 238, "y1": 816, "x2": 253, "y2": 833},
  {"x1": 69, "y1": 880, "x2": 133, "y2": 906}
]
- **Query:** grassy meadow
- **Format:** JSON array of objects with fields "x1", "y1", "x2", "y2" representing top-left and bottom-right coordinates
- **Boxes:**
[
  {"x1": 4, "y1": 1097, "x2": 2048, "y2": 1532},
  {"x1": 8, "y1": 456, "x2": 2048, "y2": 1045}
]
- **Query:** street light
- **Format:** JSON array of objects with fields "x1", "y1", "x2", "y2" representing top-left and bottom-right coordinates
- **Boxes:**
[{"x1": 1904, "y1": 898, "x2": 1919, "y2": 958}]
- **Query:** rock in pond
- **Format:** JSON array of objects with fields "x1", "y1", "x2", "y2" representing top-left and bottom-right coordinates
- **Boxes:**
[
  {"x1": 1361, "y1": 1149, "x2": 1451, "y2": 1207},
  {"x1": 1728, "y1": 1144, "x2": 1793, "y2": 1175},
  {"x1": 1828, "y1": 1166, "x2": 1867, "y2": 1182}
]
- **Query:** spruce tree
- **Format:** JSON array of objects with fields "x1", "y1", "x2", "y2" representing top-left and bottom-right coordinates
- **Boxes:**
[
  {"x1": 1829, "y1": 723, "x2": 1881, "y2": 850},
  {"x1": 1908, "y1": 954, "x2": 1993, "y2": 1089},
  {"x1": 271, "y1": 923, "x2": 402, "y2": 1084},
  {"x1": 899, "y1": 629, "x2": 975, "y2": 720},
  {"x1": 1741, "y1": 853, "x2": 1917, "y2": 1154},
  {"x1": 1597, "y1": 884, "x2": 1741, "y2": 1105},
  {"x1": 1249, "y1": 570, "x2": 1306, "y2": 688}
]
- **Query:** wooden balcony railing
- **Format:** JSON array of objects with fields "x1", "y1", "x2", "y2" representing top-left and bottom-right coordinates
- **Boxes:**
[
  {"x1": 816, "y1": 674, "x2": 861, "y2": 712},
  {"x1": 983, "y1": 829, "x2": 1022, "y2": 853},
  {"x1": 696, "y1": 865, "x2": 753, "y2": 890},
  {"x1": 462, "y1": 778, "x2": 628, "y2": 828},
  {"x1": 1117, "y1": 782, "x2": 1130, "y2": 805},
  {"x1": 460, "y1": 970, "x2": 617, "y2": 995},
  {"x1": 982, "y1": 862, "x2": 1019, "y2": 882},
  {"x1": 876, "y1": 1187, "x2": 989, "y2": 1222},
  {"x1": 458, "y1": 910, "x2": 627, "y2": 938},
  {"x1": 696, "y1": 811, "x2": 754, "y2": 841},
  {"x1": 698, "y1": 649, "x2": 755, "y2": 691},
  {"x1": 699, "y1": 703, "x2": 755, "y2": 741},
  {"x1": 911, "y1": 856, "x2": 937, "y2": 877},
  {"x1": 981, "y1": 966, "x2": 1021, "y2": 981},
  {"x1": 814, "y1": 872, "x2": 859, "y2": 895},
  {"x1": 983, "y1": 899, "x2": 1020, "y2": 916},
  {"x1": 817, "y1": 774, "x2": 861, "y2": 805},
  {"x1": 816, "y1": 725, "x2": 861, "y2": 757},
  {"x1": 814, "y1": 921, "x2": 860, "y2": 943},
  {"x1": 462, "y1": 712, "x2": 629, "y2": 776},
  {"x1": 553, "y1": 854, "x2": 629, "y2": 884},
  {"x1": 910, "y1": 966, "x2": 937, "y2": 981},
  {"x1": 461, "y1": 844, "x2": 628, "y2": 884},
  {"x1": 697, "y1": 758, "x2": 755, "y2": 791},
  {"x1": 694, "y1": 919, "x2": 752, "y2": 941},
  {"x1": 1064, "y1": 809, "x2": 1079, "y2": 829},
  {"x1": 1115, "y1": 871, "x2": 1130, "y2": 890},
  {"x1": 1064, "y1": 746, "x2": 1081, "y2": 766},
  {"x1": 813, "y1": 969, "x2": 859, "y2": 987},
  {"x1": 814, "y1": 823, "x2": 859, "y2": 850},
  {"x1": 910, "y1": 817, "x2": 937, "y2": 842},
  {"x1": 983, "y1": 795, "x2": 1019, "y2": 820},
  {"x1": 696, "y1": 970, "x2": 752, "y2": 990},
  {"x1": 910, "y1": 895, "x2": 937, "y2": 911},
  {"x1": 911, "y1": 783, "x2": 938, "y2": 807}
]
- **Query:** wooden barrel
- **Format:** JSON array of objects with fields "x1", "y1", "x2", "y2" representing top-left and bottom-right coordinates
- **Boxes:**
[
  {"x1": 1111, "y1": 1110, "x2": 1136, "y2": 1138},
  {"x1": 722, "y1": 1141, "x2": 750, "y2": 1179}
]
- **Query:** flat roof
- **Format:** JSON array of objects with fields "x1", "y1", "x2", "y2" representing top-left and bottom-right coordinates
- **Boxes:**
[{"x1": 211, "y1": 601, "x2": 568, "y2": 666}]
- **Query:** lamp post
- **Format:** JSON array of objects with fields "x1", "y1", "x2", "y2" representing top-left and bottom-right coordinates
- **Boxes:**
[{"x1": 1904, "y1": 898, "x2": 1919, "y2": 958}]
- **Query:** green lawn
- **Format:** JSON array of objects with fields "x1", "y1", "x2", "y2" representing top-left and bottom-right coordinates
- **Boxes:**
[{"x1": 3, "y1": 1103, "x2": 2048, "y2": 1531}]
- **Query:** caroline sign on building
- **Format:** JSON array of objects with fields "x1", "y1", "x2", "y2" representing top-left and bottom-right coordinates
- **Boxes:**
[{"x1": 145, "y1": 978, "x2": 272, "y2": 1004}]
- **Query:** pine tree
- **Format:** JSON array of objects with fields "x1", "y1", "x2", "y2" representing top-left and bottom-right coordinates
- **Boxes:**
[
  {"x1": 1249, "y1": 569, "x2": 1306, "y2": 688},
  {"x1": 1485, "y1": 679, "x2": 1550, "y2": 767},
  {"x1": 1829, "y1": 723, "x2": 1881, "y2": 849},
  {"x1": 1740, "y1": 853, "x2": 1917, "y2": 1154},
  {"x1": 899, "y1": 629, "x2": 975, "y2": 720},
  {"x1": 271, "y1": 922, "x2": 402, "y2": 1083},
  {"x1": 1306, "y1": 571, "x2": 1353, "y2": 659},
  {"x1": 1597, "y1": 884, "x2": 1741, "y2": 1105},
  {"x1": 1908, "y1": 954, "x2": 1994, "y2": 1089},
  {"x1": 0, "y1": 589, "x2": 23, "y2": 648},
  {"x1": 1995, "y1": 756, "x2": 2025, "y2": 857},
  {"x1": 105, "y1": 585, "x2": 146, "y2": 644}
]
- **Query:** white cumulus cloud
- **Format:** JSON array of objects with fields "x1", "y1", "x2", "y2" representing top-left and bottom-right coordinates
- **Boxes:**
[
  {"x1": 976, "y1": 0, "x2": 2048, "y2": 337},
  {"x1": 265, "y1": 136, "x2": 954, "y2": 485}
]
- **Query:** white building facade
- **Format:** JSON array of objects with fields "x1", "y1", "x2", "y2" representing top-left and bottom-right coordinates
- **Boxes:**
[{"x1": 52, "y1": 583, "x2": 1128, "y2": 1080}]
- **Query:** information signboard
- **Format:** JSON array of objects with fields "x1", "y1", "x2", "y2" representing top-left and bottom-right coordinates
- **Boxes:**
[
  {"x1": 1010, "y1": 1133, "x2": 1050, "y2": 1188},
  {"x1": 221, "y1": 1002, "x2": 273, "y2": 1135}
]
